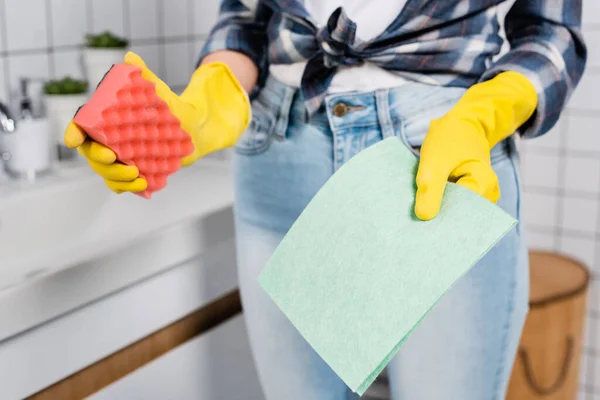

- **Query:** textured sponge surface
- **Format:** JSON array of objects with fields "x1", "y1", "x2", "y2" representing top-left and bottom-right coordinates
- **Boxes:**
[{"x1": 73, "y1": 63, "x2": 194, "y2": 198}]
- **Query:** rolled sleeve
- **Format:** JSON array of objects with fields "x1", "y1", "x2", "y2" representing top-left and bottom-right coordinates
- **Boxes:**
[
  {"x1": 480, "y1": 0, "x2": 587, "y2": 138},
  {"x1": 198, "y1": 1, "x2": 272, "y2": 81}
]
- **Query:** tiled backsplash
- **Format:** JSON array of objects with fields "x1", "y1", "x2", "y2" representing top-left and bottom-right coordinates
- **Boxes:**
[
  {"x1": 0, "y1": 0, "x2": 219, "y2": 104},
  {"x1": 1, "y1": 0, "x2": 600, "y2": 398},
  {"x1": 519, "y1": 1, "x2": 600, "y2": 397}
]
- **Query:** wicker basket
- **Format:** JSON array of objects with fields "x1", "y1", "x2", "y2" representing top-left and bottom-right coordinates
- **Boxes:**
[{"x1": 507, "y1": 251, "x2": 590, "y2": 400}]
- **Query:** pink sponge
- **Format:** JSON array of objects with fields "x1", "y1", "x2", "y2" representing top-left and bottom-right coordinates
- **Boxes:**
[{"x1": 74, "y1": 63, "x2": 195, "y2": 199}]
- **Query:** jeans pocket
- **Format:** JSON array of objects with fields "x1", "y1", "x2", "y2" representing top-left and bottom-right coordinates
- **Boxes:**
[
  {"x1": 235, "y1": 99, "x2": 277, "y2": 156},
  {"x1": 398, "y1": 86, "x2": 468, "y2": 148}
]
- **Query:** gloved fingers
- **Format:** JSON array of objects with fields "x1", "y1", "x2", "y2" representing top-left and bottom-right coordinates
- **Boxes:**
[
  {"x1": 415, "y1": 160, "x2": 452, "y2": 221},
  {"x1": 124, "y1": 51, "x2": 173, "y2": 98},
  {"x1": 181, "y1": 153, "x2": 197, "y2": 168},
  {"x1": 78, "y1": 139, "x2": 117, "y2": 164},
  {"x1": 104, "y1": 178, "x2": 148, "y2": 194},
  {"x1": 87, "y1": 158, "x2": 140, "y2": 182},
  {"x1": 452, "y1": 161, "x2": 501, "y2": 204},
  {"x1": 124, "y1": 51, "x2": 149, "y2": 70},
  {"x1": 64, "y1": 121, "x2": 87, "y2": 148}
]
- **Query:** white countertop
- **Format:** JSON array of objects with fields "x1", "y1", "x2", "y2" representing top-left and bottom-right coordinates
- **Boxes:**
[
  {"x1": 0, "y1": 154, "x2": 242, "y2": 400},
  {"x1": 0, "y1": 155, "x2": 235, "y2": 291}
]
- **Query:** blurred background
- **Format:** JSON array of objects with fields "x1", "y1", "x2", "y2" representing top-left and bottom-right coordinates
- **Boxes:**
[
  {"x1": 519, "y1": 1, "x2": 600, "y2": 397},
  {"x1": 0, "y1": 0, "x2": 597, "y2": 399}
]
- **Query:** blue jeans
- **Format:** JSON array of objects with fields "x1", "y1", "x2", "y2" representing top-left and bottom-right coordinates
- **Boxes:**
[{"x1": 234, "y1": 76, "x2": 529, "y2": 400}]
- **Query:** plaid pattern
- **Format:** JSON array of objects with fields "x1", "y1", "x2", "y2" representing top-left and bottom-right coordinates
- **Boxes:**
[{"x1": 201, "y1": 0, "x2": 587, "y2": 138}]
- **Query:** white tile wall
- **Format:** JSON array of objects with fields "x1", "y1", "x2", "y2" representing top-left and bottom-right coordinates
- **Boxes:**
[
  {"x1": 0, "y1": 0, "x2": 212, "y2": 104},
  {"x1": 90, "y1": 0, "x2": 125, "y2": 36},
  {"x1": 0, "y1": 1, "x2": 5, "y2": 53},
  {"x1": 192, "y1": 39, "x2": 207, "y2": 64},
  {"x1": 129, "y1": 0, "x2": 159, "y2": 40},
  {"x1": 527, "y1": 230, "x2": 556, "y2": 250},
  {"x1": 565, "y1": 157, "x2": 600, "y2": 194},
  {"x1": 523, "y1": 191, "x2": 559, "y2": 228},
  {"x1": 7, "y1": 53, "x2": 50, "y2": 88},
  {"x1": 520, "y1": 2, "x2": 600, "y2": 397},
  {"x1": 522, "y1": 122, "x2": 563, "y2": 151},
  {"x1": 560, "y1": 237, "x2": 596, "y2": 269},
  {"x1": 193, "y1": 0, "x2": 221, "y2": 35},
  {"x1": 52, "y1": 50, "x2": 85, "y2": 79},
  {"x1": 50, "y1": 0, "x2": 87, "y2": 47},
  {"x1": 561, "y1": 197, "x2": 599, "y2": 234},
  {"x1": 4, "y1": 0, "x2": 48, "y2": 51},
  {"x1": 583, "y1": 0, "x2": 600, "y2": 28},
  {"x1": 567, "y1": 116, "x2": 600, "y2": 153},
  {"x1": 585, "y1": 31, "x2": 600, "y2": 69},
  {"x1": 164, "y1": 42, "x2": 192, "y2": 87},
  {"x1": 569, "y1": 74, "x2": 600, "y2": 111},
  {"x1": 0, "y1": 61, "x2": 5, "y2": 102},
  {"x1": 129, "y1": 44, "x2": 161, "y2": 76},
  {"x1": 162, "y1": 0, "x2": 189, "y2": 38},
  {"x1": 522, "y1": 152, "x2": 561, "y2": 189}
]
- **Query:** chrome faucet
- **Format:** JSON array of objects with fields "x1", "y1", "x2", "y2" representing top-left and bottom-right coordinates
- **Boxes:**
[
  {"x1": 0, "y1": 102, "x2": 17, "y2": 167},
  {"x1": 0, "y1": 102, "x2": 16, "y2": 133}
]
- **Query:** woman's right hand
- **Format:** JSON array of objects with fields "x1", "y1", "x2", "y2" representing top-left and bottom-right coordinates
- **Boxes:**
[{"x1": 64, "y1": 51, "x2": 254, "y2": 194}]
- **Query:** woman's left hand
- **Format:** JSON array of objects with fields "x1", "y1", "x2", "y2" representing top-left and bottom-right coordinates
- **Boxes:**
[{"x1": 414, "y1": 71, "x2": 538, "y2": 221}]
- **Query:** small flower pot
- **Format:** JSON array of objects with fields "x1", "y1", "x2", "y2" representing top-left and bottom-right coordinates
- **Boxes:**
[
  {"x1": 83, "y1": 47, "x2": 127, "y2": 90},
  {"x1": 44, "y1": 93, "x2": 88, "y2": 160}
]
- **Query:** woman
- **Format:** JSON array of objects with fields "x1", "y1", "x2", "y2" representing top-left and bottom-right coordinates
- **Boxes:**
[{"x1": 65, "y1": 1, "x2": 587, "y2": 398}]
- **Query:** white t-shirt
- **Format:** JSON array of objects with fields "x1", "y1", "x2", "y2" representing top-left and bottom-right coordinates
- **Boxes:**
[{"x1": 269, "y1": 1, "x2": 409, "y2": 93}]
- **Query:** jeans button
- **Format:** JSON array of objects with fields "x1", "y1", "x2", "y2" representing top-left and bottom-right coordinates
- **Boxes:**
[{"x1": 332, "y1": 102, "x2": 349, "y2": 117}]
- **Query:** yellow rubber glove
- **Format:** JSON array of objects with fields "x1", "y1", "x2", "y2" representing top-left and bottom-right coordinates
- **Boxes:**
[
  {"x1": 64, "y1": 51, "x2": 250, "y2": 194},
  {"x1": 415, "y1": 71, "x2": 538, "y2": 221}
]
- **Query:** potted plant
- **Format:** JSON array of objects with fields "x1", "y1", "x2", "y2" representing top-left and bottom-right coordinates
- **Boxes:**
[
  {"x1": 43, "y1": 77, "x2": 88, "y2": 160},
  {"x1": 83, "y1": 31, "x2": 129, "y2": 90}
]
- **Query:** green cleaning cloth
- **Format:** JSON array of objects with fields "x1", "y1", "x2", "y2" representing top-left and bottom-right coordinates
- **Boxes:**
[{"x1": 258, "y1": 137, "x2": 517, "y2": 395}]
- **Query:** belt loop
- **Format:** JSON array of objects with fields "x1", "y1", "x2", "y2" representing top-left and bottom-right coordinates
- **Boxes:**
[
  {"x1": 375, "y1": 89, "x2": 395, "y2": 139},
  {"x1": 274, "y1": 84, "x2": 297, "y2": 140},
  {"x1": 376, "y1": 89, "x2": 419, "y2": 157}
]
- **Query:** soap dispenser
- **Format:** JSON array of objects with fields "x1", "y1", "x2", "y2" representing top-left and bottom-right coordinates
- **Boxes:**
[
  {"x1": 18, "y1": 77, "x2": 35, "y2": 119},
  {"x1": 0, "y1": 78, "x2": 52, "y2": 180}
]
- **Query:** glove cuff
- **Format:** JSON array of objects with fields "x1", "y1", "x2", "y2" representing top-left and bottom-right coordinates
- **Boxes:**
[
  {"x1": 181, "y1": 62, "x2": 251, "y2": 129},
  {"x1": 447, "y1": 70, "x2": 538, "y2": 149}
]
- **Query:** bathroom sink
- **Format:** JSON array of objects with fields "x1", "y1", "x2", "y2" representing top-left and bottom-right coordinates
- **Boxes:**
[
  {"x1": 0, "y1": 166, "x2": 111, "y2": 285},
  {"x1": 0, "y1": 169, "x2": 106, "y2": 257},
  {"x1": 0, "y1": 159, "x2": 234, "y2": 289}
]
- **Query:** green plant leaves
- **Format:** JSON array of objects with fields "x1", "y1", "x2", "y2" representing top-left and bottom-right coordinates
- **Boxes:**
[
  {"x1": 44, "y1": 77, "x2": 88, "y2": 95},
  {"x1": 85, "y1": 31, "x2": 129, "y2": 48}
]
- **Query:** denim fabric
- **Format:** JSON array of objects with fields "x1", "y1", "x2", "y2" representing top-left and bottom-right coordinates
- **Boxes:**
[{"x1": 234, "y1": 75, "x2": 529, "y2": 400}]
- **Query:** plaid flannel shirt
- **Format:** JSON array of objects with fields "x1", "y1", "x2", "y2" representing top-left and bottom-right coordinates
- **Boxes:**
[{"x1": 200, "y1": 0, "x2": 587, "y2": 138}]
